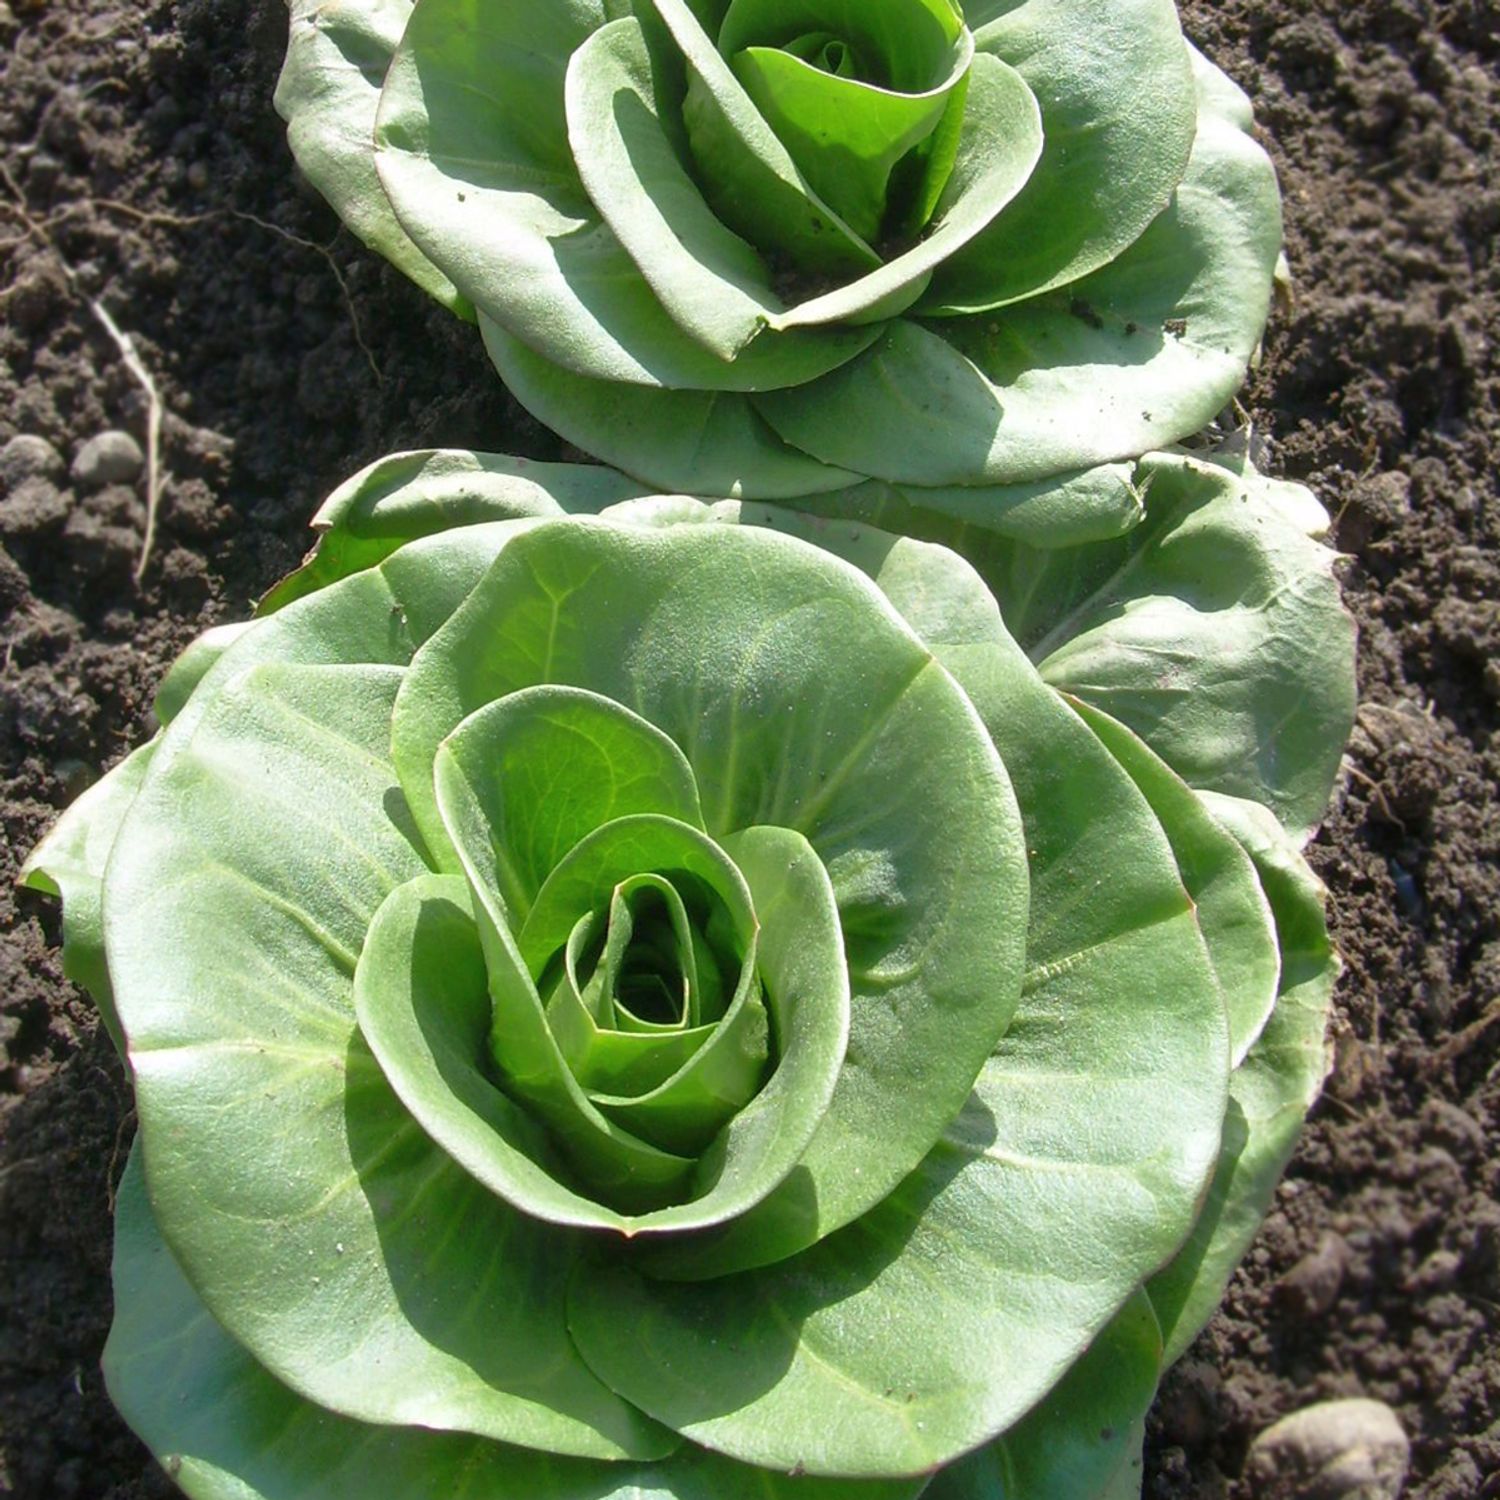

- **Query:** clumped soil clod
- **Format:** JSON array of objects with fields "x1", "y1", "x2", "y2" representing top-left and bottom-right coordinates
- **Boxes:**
[{"x1": 1, "y1": 2, "x2": 1496, "y2": 1496}]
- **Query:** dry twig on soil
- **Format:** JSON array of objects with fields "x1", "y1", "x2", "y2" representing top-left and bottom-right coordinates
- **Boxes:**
[{"x1": 0, "y1": 164, "x2": 165, "y2": 582}]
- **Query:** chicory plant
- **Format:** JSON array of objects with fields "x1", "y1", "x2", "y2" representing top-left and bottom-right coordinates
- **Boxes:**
[
  {"x1": 25, "y1": 448, "x2": 1354, "y2": 1500},
  {"x1": 276, "y1": 0, "x2": 1284, "y2": 504}
]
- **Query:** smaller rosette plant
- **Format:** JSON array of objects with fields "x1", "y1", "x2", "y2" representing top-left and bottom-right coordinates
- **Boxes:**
[
  {"x1": 277, "y1": 0, "x2": 1284, "y2": 505},
  {"x1": 25, "y1": 448, "x2": 1354, "y2": 1500}
]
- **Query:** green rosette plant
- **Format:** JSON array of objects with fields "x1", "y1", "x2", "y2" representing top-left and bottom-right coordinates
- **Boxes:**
[
  {"x1": 276, "y1": 0, "x2": 1284, "y2": 508},
  {"x1": 24, "y1": 449, "x2": 1354, "y2": 1500}
]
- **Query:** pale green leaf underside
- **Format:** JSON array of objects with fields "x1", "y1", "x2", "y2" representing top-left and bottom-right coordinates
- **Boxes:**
[
  {"x1": 781, "y1": 461, "x2": 1145, "y2": 552},
  {"x1": 107, "y1": 1145, "x2": 926, "y2": 1500},
  {"x1": 1069, "y1": 699, "x2": 1279, "y2": 1066},
  {"x1": 829, "y1": 445, "x2": 1353, "y2": 847},
  {"x1": 275, "y1": 0, "x2": 466, "y2": 312},
  {"x1": 259, "y1": 449, "x2": 649, "y2": 614},
  {"x1": 1146, "y1": 793, "x2": 1336, "y2": 1366},
  {"x1": 1014, "y1": 451, "x2": 1355, "y2": 842},
  {"x1": 481, "y1": 313, "x2": 861, "y2": 499}
]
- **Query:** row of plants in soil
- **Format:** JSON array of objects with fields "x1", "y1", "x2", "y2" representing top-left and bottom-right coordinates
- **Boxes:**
[{"x1": 24, "y1": 3, "x2": 1356, "y2": 1497}]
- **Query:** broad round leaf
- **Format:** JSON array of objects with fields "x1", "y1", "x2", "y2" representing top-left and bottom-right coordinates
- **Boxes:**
[{"x1": 106, "y1": 1144, "x2": 926, "y2": 1500}]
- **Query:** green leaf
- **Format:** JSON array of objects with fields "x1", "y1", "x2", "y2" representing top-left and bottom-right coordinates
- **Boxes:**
[
  {"x1": 275, "y1": 0, "x2": 470, "y2": 313},
  {"x1": 259, "y1": 449, "x2": 649, "y2": 614},
  {"x1": 654, "y1": 0, "x2": 882, "y2": 276},
  {"x1": 481, "y1": 313, "x2": 862, "y2": 499},
  {"x1": 106, "y1": 1144, "x2": 926, "y2": 1500},
  {"x1": 1146, "y1": 793, "x2": 1337, "y2": 1366},
  {"x1": 922, "y1": 1292, "x2": 1161, "y2": 1500},
  {"x1": 18, "y1": 740, "x2": 157, "y2": 1049},
  {"x1": 393, "y1": 518, "x2": 1023, "y2": 1271},
  {"x1": 477, "y1": 828, "x2": 718, "y2": 1210},
  {"x1": 777, "y1": 461, "x2": 1144, "y2": 551},
  {"x1": 512, "y1": 817, "x2": 755, "y2": 978},
  {"x1": 1008, "y1": 452, "x2": 1356, "y2": 841},
  {"x1": 376, "y1": 0, "x2": 875, "y2": 391},
  {"x1": 727, "y1": 25, "x2": 972, "y2": 243},
  {"x1": 718, "y1": 0, "x2": 965, "y2": 90},
  {"x1": 767, "y1": 52, "x2": 1045, "y2": 334},
  {"x1": 569, "y1": 531, "x2": 1226, "y2": 1478},
  {"x1": 570, "y1": 964, "x2": 768, "y2": 1158},
  {"x1": 106, "y1": 662, "x2": 667, "y2": 1458},
  {"x1": 546, "y1": 879, "x2": 723, "y2": 1092},
  {"x1": 355, "y1": 870, "x2": 688, "y2": 1230},
  {"x1": 753, "y1": 51, "x2": 1283, "y2": 486},
  {"x1": 452, "y1": 812, "x2": 756, "y2": 1207},
  {"x1": 373, "y1": 527, "x2": 862, "y2": 1238},
  {"x1": 928, "y1": 0, "x2": 1197, "y2": 312},
  {"x1": 352, "y1": 850, "x2": 841, "y2": 1243},
  {"x1": 1068, "y1": 700, "x2": 1279, "y2": 1066},
  {"x1": 431, "y1": 684, "x2": 705, "y2": 916}
]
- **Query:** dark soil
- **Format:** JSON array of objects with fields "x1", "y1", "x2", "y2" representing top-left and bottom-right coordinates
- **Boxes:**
[{"x1": 1, "y1": 1, "x2": 1495, "y2": 1496}]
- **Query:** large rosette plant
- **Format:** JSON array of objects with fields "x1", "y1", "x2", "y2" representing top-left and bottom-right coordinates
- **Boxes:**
[
  {"x1": 276, "y1": 0, "x2": 1283, "y2": 509},
  {"x1": 25, "y1": 448, "x2": 1354, "y2": 1500}
]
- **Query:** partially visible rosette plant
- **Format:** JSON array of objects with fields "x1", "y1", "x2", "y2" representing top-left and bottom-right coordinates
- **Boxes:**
[
  {"x1": 24, "y1": 448, "x2": 1354, "y2": 1500},
  {"x1": 276, "y1": 0, "x2": 1284, "y2": 510}
]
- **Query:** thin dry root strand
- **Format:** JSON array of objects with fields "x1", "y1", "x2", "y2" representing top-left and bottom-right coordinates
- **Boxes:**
[
  {"x1": 89, "y1": 297, "x2": 164, "y2": 584},
  {"x1": 23, "y1": 195, "x2": 385, "y2": 384},
  {"x1": 1, "y1": 165, "x2": 165, "y2": 581},
  {"x1": 0, "y1": 178, "x2": 385, "y2": 582}
]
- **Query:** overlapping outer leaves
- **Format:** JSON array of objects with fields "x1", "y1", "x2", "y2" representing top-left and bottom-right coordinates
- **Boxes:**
[
  {"x1": 24, "y1": 445, "x2": 1354, "y2": 1500},
  {"x1": 276, "y1": 0, "x2": 1284, "y2": 503}
]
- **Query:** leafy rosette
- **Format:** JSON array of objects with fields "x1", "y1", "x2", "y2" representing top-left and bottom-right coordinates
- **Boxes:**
[
  {"x1": 25, "y1": 450, "x2": 1353, "y2": 1500},
  {"x1": 276, "y1": 0, "x2": 1283, "y2": 505}
]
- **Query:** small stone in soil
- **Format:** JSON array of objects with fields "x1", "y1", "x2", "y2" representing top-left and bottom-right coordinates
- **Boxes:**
[
  {"x1": 71, "y1": 430, "x2": 145, "y2": 488},
  {"x1": 1278, "y1": 1232, "x2": 1352, "y2": 1319},
  {"x1": 0, "y1": 476, "x2": 70, "y2": 538},
  {"x1": 1245, "y1": 1397, "x2": 1410, "y2": 1500},
  {"x1": 0, "y1": 433, "x2": 64, "y2": 491}
]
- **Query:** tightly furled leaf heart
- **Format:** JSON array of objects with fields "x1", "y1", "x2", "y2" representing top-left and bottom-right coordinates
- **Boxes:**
[
  {"x1": 276, "y1": 0, "x2": 1283, "y2": 502},
  {"x1": 25, "y1": 450, "x2": 1352, "y2": 1500}
]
